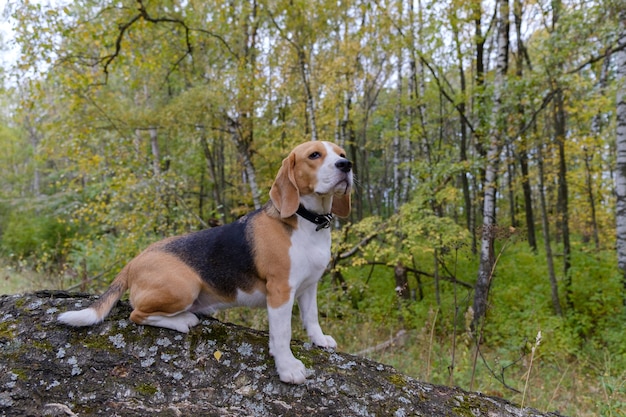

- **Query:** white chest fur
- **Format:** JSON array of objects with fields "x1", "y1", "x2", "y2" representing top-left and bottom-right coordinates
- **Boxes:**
[{"x1": 288, "y1": 218, "x2": 331, "y2": 292}]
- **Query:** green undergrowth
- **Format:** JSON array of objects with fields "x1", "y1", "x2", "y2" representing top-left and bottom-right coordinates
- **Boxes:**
[{"x1": 311, "y1": 240, "x2": 626, "y2": 417}]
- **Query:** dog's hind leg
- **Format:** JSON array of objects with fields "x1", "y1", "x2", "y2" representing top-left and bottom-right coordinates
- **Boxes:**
[{"x1": 127, "y1": 251, "x2": 203, "y2": 333}]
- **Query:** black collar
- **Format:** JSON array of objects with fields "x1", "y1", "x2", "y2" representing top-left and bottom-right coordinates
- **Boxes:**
[{"x1": 296, "y1": 205, "x2": 333, "y2": 231}]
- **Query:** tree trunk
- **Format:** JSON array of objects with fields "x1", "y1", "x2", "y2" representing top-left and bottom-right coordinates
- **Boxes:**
[
  {"x1": 473, "y1": 151, "x2": 499, "y2": 328},
  {"x1": 506, "y1": 142, "x2": 517, "y2": 227},
  {"x1": 585, "y1": 54, "x2": 611, "y2": 250},
  {"x1": 615, "y1": 10, "x2": 626, "y2": 307},
  {"x1": 554, "y1": 87, "x2": 572, "y2": 310},
  {"x1": 473, "y1": 0, "x2": 509, "y2": 329},
  {"x1": 392, "y1": 3, "x2": 404, "y2": 213},
  {"x1": 550, "y1": 0, "x2": 572, "y2": 311},
  {"x1": 472, "y1": 0, "x2": 488, "y2": 261},
  {"x1": 298, "y1": 46, "x2": 319, "y2": 142},
  {"x1": 339, "y1": 91, "x2": 352, "y2": 148},
  {"x1": 340, "y1": 89, "x2": 360, "y2": 221},
  {"x1": 519, "y1": 146, "x2": 537, "y2": 251},
  {"x1": 149, "y1": 127, "x2": 160, "y2": 177},
  {"x1": 583, "y1": 147, "x2": 600, "y2": 249},
  {"x1": 233, "y1": 0, "x2": 261, "y2": 210},
  {"x1": 24, "y1": 116, "x2": 42, "y2": 197},
  {"x1": 238, "y1": 136, "x2": 261, "y2": 210},
  {"x1": 394, "y1": 261, "x2": 410, "y2": 300},
  {"x1": 433, "y1": 249, "x2": 441, "y2": 306},
  {"x1": 199, "y1": 126, "x2": 227, "y2": 223},
  {"x1": 473, "y1": 0, "x2": 486, "y2": 164},
  {"x1": 538, "y1": 141, "x2": 562, "y2": 316},
  {"x1": 0, "y1": 292, "x2": 562, "y2": 417},
  {"x1": 451, "y1": 4, "x2": 475, "y2": 252},
  {"x1": 514, "y1": 0, "x2": 537, "y2": 254}
]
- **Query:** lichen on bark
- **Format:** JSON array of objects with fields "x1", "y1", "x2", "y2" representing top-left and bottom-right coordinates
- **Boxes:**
[{"x1": 0, "y1": 291, "x2": 565, "y2": 416}]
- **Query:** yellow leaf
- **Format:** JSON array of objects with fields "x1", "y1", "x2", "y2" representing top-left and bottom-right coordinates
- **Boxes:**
[{"x1": 213, "y1": 350, "x2": 222, "y2": 362}]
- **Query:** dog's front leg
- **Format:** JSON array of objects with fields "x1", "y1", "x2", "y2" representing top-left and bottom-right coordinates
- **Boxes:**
[
  {"x1": 267, "y1": 298, "x2": 307, "y2": 384},
  {"x1": 298, "y1": 283, "x2": 337, "y2": 349}
]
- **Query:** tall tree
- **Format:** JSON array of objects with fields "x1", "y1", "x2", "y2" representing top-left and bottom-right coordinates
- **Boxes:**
[
  {"x1": 512, "y1": 0, "x2": 537, "y2": 252},
  {"x1": 615, "y1": 8, "x2": 626, "y2": 307},
  {"x1": 537, "y1": 139, "x2": 562, "y2": 316},
  {"x1": 550, "y1": 0, "x2": 573, "y2": 309},
  {"x1": 473, "y1": 0, "x2": 509, "y2": 328},
  {"x1": 448, "y1": 0, "x2": 477, "y2": 252},
  {"x1": 392, "y1": 0, "x2": 405, "y2": 212}
]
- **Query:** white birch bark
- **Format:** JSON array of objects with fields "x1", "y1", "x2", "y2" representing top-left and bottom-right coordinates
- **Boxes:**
[
  {"x1": 473, "y1": 0, "x2": 509, "y2": 326},
  {"x1": 615, "y1": 11, "x2": 626, "y2": 303}
]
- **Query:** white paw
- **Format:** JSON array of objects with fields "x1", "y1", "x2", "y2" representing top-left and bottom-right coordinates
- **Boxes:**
[
  {"x1": 142, "y1": 312, "x2": 199, "y2": 333},
  {"x1": 276, "y1": 357, "x2": 307, "y2": 384},
  {"x1": 311, "y1": 334, "x2": 337, "y2": 350},
  {"x1": 179, "y1": 313, "x2": 200, "y2": 332}
]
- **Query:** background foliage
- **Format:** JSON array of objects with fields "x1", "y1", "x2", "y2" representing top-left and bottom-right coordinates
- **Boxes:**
[{"x1": 1, "y1": 0, "x2": 625, "y2": 415}]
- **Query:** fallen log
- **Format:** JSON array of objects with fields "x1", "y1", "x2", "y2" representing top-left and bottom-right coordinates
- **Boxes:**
[{"x1": 0, "y1": 292, "x2": 564, "y2": 416}]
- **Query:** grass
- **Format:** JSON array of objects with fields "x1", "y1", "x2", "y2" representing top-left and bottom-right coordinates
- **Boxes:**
[
  {"x1": 316, "y1": 315, "x2": 623, "y2": 416},
  {"x1": 0, "y1": 259, "x2": 54, "y2": 295}
]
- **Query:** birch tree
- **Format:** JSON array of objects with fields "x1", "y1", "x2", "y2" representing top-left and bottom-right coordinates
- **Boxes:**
[
  {"x1": 473, "y1": 0, "x2": 509, "y2": 328},
  {"x1": 615, "y1": 9, "x2": 626, "y2": 307}
]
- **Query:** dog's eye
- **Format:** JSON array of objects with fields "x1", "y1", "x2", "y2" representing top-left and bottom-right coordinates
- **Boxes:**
[
  {"x1": 340, "y1": 153, "x2": 346, "y2": 158},
  {"x1": 308, "y1": 152, "x2": 321, "y2": 160}
]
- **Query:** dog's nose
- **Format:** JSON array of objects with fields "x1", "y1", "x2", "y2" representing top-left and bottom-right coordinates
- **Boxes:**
[{"x1": 335, "y1": 158, "x2": 352, "y2": 173}]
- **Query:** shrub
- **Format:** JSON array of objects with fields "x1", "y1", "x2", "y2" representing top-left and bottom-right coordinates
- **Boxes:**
[{"x1": 0, "y1": 207, "x2": 75, "y2": 269}]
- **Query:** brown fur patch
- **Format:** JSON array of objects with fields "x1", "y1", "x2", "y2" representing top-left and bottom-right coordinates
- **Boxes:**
[
  {"x1": 270, "y1": 152, "x2": 300, "y2": 218},
  {"x1": 331, "y1": 192, "x2": 351, "y2": 217},
  {"x1": 126, "y1": 251, "x2": 206, "y2": 323},
  {"x1": 251, "y1": 210, "x2": 294, "y2": 308},
  {"x1": 290, "y1": 142, "x2": 328, "y2": 195}
]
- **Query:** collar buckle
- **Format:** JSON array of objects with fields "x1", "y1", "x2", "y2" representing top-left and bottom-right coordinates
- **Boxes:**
[{"x1": 296, "y1": 205, "x2": 333, "y2": 231}]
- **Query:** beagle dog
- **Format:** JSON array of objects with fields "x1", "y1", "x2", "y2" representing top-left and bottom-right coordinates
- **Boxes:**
[{"x1": 58, "y1": 140, "x2": 353, "y2": 384}]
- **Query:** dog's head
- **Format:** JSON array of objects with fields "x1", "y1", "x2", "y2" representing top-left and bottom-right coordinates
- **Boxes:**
[{"x1": 270, "y1": 141, "x2": 353, "y2": 218}]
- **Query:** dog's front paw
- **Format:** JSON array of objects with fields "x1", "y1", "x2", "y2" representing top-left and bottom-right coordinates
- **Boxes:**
[
  {"x1": 312, "y1": 334, "x2": 337, "y2": 350},
  {"x1": 276, "y1": 357, "x2": 307, "y2": 384}
]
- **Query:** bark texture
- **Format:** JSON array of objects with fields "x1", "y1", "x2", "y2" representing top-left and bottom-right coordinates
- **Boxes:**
[
  {"x1": 473, "y1": 0, "x2": 509, "y2": 328},
  {"x1": 0, "y1": 292, "x2": 565, "y2": 417},
  {"x1": 616, "y1": 9, "x2": 626, "y2": 305}
]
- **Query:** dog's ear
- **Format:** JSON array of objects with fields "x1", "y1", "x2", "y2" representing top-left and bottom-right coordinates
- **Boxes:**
[
  {"x1": 270, "y1": 152, "x2": 300, "y2": 218},
  {"x1": 331, "y1": 192, "x2": 351, "y2": 218}
]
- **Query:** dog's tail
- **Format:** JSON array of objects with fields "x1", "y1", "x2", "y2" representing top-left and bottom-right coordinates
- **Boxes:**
[{"x1": 58, "y1": 264, "x2": 130, "y2": 327}]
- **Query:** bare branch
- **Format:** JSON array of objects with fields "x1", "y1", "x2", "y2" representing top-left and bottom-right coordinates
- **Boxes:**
[
  {"x1": 339, "y1": 233, "x2": 379, "y2": 259},
  {"x1": 100, "y1": 13, "x2": 142, "y2": 84},
  {"x1": 356, "y1": 330, "x2": 408, "y2": 356},
  {"x1": 364, "y1": 261, "x2": 474, "y2": 289},
  {"x1": 86, "y1": 0, "x2": 239, "y2": 85},
  {"x1": 567, "y1": 37, "x2": 626, "y2": 75}
]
